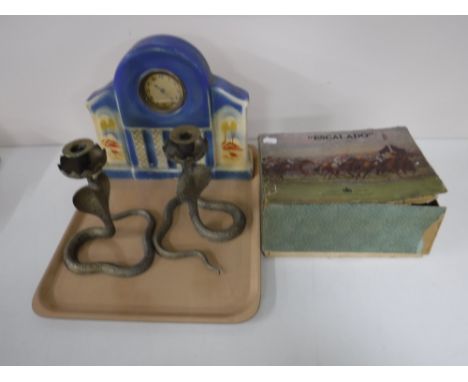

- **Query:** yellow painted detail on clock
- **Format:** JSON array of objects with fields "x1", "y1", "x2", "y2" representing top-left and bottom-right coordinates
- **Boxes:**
[{"x1": 93, "y1": 113, "x2": 128, "y2": 166}]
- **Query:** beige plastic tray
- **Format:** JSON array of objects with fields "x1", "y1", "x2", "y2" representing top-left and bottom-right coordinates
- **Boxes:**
[{"x1": 33, "y1": 159, "x2": 260, "y2": 323}]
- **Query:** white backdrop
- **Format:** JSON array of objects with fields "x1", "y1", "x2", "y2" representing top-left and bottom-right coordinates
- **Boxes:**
[{"x1": 0, "y1": 16, "x2": 467, "y2": 146}]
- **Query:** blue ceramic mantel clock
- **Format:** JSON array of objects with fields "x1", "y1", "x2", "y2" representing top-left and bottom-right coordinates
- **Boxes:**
[{"x1": 87, "y1": 35, "x2": 253, "y2": 179}]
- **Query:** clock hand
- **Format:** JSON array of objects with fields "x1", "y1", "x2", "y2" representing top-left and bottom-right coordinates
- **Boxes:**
[
  {"x1": 154, "y1": 88, "x2": 177, "y2": 104},
  {"x1": 151, "y1": 84, "x2": 178, "y2": 104},
  {"x1": 154, "y1": 84, "x2": 166, "y2": 94},
  {"x1": 154, "y1": 85, "x2": 176, "y2": 101}
]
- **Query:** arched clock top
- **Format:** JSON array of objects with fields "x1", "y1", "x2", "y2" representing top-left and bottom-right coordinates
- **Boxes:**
[{"x1": 87, "y1": 35, "x2": 252, "y2": 180}]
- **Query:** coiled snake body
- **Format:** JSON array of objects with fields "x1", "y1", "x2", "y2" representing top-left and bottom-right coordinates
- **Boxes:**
[
  {"x1": 64, "y1": 162, "x2": 246, "y2": 276},
  {"x1": 61, "y1": 130, "x2": 246, "y2": 277},
  {"x1": 63, "y1": 173, "x2": 157, "y2": 277},
  {"x1": 153, "y1": 161, "x2": 246, "y2": 273}
]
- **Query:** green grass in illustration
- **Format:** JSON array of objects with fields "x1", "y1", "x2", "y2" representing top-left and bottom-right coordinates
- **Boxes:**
[{"x1": 264, "y1": 175, "x2": 445, "y2": 204}]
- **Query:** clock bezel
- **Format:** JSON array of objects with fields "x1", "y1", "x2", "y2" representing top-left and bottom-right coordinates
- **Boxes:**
[{"x1": 138, "y1": 69, "x2": 186, "y2": 114}]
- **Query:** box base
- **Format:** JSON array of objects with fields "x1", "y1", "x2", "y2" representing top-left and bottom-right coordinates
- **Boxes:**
[{"x1": 262, "y1": 202, "x2": 445, "y2": 256}]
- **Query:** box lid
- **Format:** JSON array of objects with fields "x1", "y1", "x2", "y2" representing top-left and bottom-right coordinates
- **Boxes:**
[{"x1": 259, "y1": 126, "x2": 447, "y2": 205}]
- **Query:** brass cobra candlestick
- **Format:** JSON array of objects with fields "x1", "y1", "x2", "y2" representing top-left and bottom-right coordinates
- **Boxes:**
[
  {"x1": 58, "y1": 139, "x2": 156, "y2": 277},
  {"x1": 58, "y1": 130, "x2": 245, "y2": 276},
  {"x1": 153, "y1": 126, "x2": 247, "y2": 273}
]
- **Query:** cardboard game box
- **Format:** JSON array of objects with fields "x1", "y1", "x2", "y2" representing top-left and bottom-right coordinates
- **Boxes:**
[{"x1": 259, "y1": 127, "x2": 447, "y2": 256}]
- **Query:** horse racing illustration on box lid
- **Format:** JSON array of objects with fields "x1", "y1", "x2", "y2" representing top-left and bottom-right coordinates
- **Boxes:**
[{"x1": 259, "y1": 126, "x2": 447, "y2": 205}]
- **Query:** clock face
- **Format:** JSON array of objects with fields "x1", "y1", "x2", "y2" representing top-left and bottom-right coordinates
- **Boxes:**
[{"x1": 140, "y1": 71, "x2": 185, "y2": 112}]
